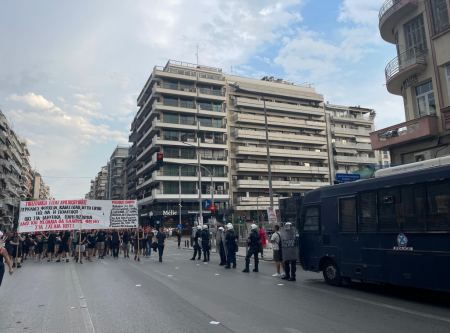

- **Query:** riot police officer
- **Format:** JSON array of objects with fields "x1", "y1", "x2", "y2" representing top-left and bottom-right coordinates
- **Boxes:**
[
  {"x1": 190, "y1": 226, "x2": 202, "y2": 260},
  {"x1": 243, "y1": 224, "x2": 260, "y2": 273},
  {"x1": 201, "y1": 224, "x2": 210, "y2": 262}
]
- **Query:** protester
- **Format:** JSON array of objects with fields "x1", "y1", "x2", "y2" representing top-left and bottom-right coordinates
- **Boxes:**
[
  {"x1": 96, "y1": 230, "x2": 106, "y2": 259},
  {"x1": 280, "y1": 222, "x2": 299, "y2": 281},
  {"x1": 112, "y1": 230, "x2": 120, "y2": 259},
  {"x1": 74, "y1": 231, "x2": 86, "y2": 264},
  {"x1": 0, "y1": 231, "x2": 14, "y2": 287},
  {"x1": 56, "y1": 231, "x2": 70, "y2": 263},
  {"x1": 201, "y1": 225, "x2": 210, "y2": 262},
  {"x1": 155, "y1": 228, "x2": 166, "y2": 263},
  {"x1": 224, "y1": 223, "x2": 237, "y2": 269},
  {"x1": 122, "y1": 229, "x2": 130, "y2": 258},
  {"x1": 176, "y1": 228, "x2": 182, "y2": 249},
  {"x1": 258, "y1": 225, "x2": 267, "y2": 258},
  {"x1": 86, "y1": 230, "x2": 97, "y2": 262},
  {"x1": 270, "y1": 225, "x2": 283, "y2": 277},
  {"x1": 216, "y1": 226, "x2": 226, "y2": 266},
  {"x1": 243, "y1": 224, "x2": 260, "y2": 273}
]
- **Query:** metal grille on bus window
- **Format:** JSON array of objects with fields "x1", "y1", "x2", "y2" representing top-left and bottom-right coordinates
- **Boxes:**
[
  {"x1": 400, "y1": 185, "x2": 426, "y2": 231},
  {"x1": 303, "y1": 206, "x2": 319, "y2": 232},
  {"x1": 378, "y1": 188, "x2": 401, "y2": 232},
  {"x1": 358, "y1": 192, "x2": 377, "y2": 232},
  {"x1": 426, "y1": 180, "x2": 450, "y2": 231},
  {"x1": 339, "y1": 197, "x2": 356, "y2": 233}
]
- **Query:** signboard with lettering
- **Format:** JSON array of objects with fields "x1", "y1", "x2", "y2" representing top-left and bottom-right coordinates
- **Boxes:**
[
  {"x1": 335, "y1": 173, "x2": 361, "y2": 183},
  {"x1": 18, "y1": 199, "x2": 138, "y2": 233}
]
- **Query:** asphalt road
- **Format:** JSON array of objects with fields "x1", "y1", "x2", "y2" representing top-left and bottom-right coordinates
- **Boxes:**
[{"x1": 1, "y1": 240, "x2": 450, "y2": 333}]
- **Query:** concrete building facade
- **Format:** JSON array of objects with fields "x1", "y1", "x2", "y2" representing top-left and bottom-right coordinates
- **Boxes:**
[
  {"x1": 227, "y1": 76, "x2": 330, "y2": 221},
  {"x1": 130, "y1": 60, "x2": 229, "y2": 226},
  {"x1": 325, "y1": 103, "x2": 384, "y2": 182},
  {"x1": 1, "y1": 110, "x2": 48, "y2": 230},
  {"x1": 86, "y1": 166, "x2": 108, "y2": 200},
  {"x1": 371, "y1": 0, "x2": 450, "y2": 164},
  {"x1": 106, "y1": 146, "x2": 129, "y2": 200}
]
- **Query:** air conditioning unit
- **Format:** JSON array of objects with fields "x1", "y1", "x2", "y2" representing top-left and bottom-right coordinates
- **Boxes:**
[{"x1": 217, "y1": 185, "x2": 224, "y2": 191}]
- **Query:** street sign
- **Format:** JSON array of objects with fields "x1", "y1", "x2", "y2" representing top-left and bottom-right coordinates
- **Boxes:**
[
  {"x1": 335, "y1": 173, "x2": 361, "y2": 183},
  {"x1": 203, "y1": 199, "x2": 211, "y2": 209},
  {"x1": 267, "y1": 207, "x2": 277, "y2": 224}
]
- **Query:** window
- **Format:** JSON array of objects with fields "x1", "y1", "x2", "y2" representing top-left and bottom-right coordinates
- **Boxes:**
[
  {"x1": 446, "y1": 64, "x2": 450, "y2": 100},
  {"x1": 163, "y1": 113, "x2": 178, "y2": 124},
  {"x1": 180, "y1": 166, "x2": 196, "y2": 177},
  {"x1": 164, "y1": 97, "x2": 178, "y2": 107},
  {"x1": 180, "y1": 148, "x2": 195, "y2": 159},
  {"x1": 427, "y1": 180, "x2": 450, "y2": 231},
  {"x1": 415, "y1": 81, "x2": 436, "y2": 117},
  {"x1": 163, "y1": 147, "x2": 177, "y2": 157},
  {"x1": 162, "y1": 164, "x2": 178, "y2": 176},
  {"x1": 180, "y1": 115, "x2": 195, "y2": 125},
  {"x1": 163, "y1": 181, "x2": 178, "y2": 194},
  {"x1": 378, "y1": 188, "x2": 401, "y2": 232},
  {"x1": 163, "y1": 130, "x2": 179, "y2": 141},
  {"x1": 358, "y1": 192, "x2": 377, "y2": 232},
  {"x1": 181, "y1": 182, "x2": 196, "y2": 194},
  {"x1": 400, "y1": 185, "x2": 426, "y2": 231},
  {"x1": 404, "y1": 14, "x2": 427, "y2": 51},
  {"x1": 198, "y1": 117, "x2": 212, "y2": 127},
  {"x1": 431, "y1": 0, "x2": 450, "y2": 35},
  {"x1": 303, "y1": 206, "x2": 320, "y2": 232},
  {"x1": 339, "y1": 197, "x2": 356, "y2": 232}
]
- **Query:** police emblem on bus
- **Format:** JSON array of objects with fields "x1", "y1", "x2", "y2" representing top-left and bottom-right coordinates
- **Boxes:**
[{"x1": 393, "y1": 233, "x2": 413, "y2": 251}]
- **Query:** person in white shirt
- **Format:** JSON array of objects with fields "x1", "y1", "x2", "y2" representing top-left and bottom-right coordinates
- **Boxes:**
[{"x1": 270, "y1": 225, "x2": 282, "y2": 277}]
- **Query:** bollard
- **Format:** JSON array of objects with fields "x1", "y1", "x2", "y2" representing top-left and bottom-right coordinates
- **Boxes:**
[
  {"x1": 187, "y1": 240, "x2": 190, "y2": 248},
  {"x1": 184, "y1": 240, "x2": 187, "y2": 248}
]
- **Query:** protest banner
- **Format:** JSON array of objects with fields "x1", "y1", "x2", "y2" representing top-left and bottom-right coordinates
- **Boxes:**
[{"x1": 18, "y1": 199, "x2": 138, "y2": 233}]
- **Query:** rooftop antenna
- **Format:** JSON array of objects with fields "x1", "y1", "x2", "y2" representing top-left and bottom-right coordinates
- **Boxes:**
[{"x1": 196, "y1": 43, "x2": 199, "y2": 66}]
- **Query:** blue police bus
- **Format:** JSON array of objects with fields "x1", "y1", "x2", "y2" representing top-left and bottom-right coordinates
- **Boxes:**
[{"x1": 299, "y1": 157, "x2": 450, "y2": 292}]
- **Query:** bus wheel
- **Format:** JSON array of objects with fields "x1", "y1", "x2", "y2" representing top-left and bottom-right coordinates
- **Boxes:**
[{"x1": 322, "y1": 260, "x2": 342, "y2": 286}]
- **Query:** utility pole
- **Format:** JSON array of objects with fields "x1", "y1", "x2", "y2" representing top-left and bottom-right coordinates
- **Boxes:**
[{"x1": 263, "y1": 98, "x2": 274, "y2": 213}]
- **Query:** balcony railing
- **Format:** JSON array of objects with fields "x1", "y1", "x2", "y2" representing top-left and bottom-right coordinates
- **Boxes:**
[
  {"x1": 160, "y1": 83, "x2": 196, "y2": 93},
  {"x1": 379, "y1": 0, "x2": 418, "y2": 43},
  {"x1": 385, "y1": 47, "x2": 427, "y2": 84},
  {"x1": 370, "y1": 115, "x2": 439, "y2": 150},
  {"x1": 198, "y1": 87, "x2": 225, "y2": 96}
]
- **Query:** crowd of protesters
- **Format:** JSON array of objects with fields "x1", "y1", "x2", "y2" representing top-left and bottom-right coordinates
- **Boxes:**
[{"x1": 1, "y1": 222, "x2": 298, "y2": 287}]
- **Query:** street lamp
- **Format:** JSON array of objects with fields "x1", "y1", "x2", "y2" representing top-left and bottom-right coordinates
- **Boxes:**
[{"x1": 178, "y1": 141, "x2": 214, "y2": 226}]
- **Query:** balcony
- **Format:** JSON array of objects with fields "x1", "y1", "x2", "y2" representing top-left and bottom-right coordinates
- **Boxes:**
[
  {"x1": 370, "y1": 115, "x2": 439, "y2": 150},
  {"x1": 234, "y1": 145, "x2": 328, "y2": 160},
  {"x1": 236, "y1": 179, "x2": 329, "y2": 190},
  {"x1": 385, "y1": 47, "x2": 427, "y2": 95},
  {"x1": 233, "y1": 129, "x2": 327, "y2": 145},
  {"x1": 379, "y1": 0, "x2": 418, "y2": 43},
  {"x1": 234, "y1": 97, "x2": 324, "y2": 117},
  {"x1": 233, "y1": 113, "x2": 325, "y2": 130},
  {"x1": 156, "y1": 83, "x2": 197, "y2": 98},
  {"x1": 334, "y1": 155, "x2": 378, "y2": 165},
  {"x1": 334, "y1": 141, "x2": 373, "y2": 151},
  {"x1": 332, "y1": 126, "x2": 372, "y2": 137},
  {"x1": 236, "y1": 163, "x2": 329, "y2": 175}
]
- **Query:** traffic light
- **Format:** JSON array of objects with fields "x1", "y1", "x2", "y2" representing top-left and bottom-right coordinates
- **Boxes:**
[{"x1": 156, "y1": 152, "x2": 164, "y2": 169}]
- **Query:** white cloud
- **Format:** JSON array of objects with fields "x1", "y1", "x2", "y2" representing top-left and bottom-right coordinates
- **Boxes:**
[
  {"x1": 137, "y1": 0, "x2": 303, "y2": 71},
  {"x1": 338, "y1": 0, "x2": 384, "y2": 26},
  {"x1": 9, "y1": 92, "x2": 59, "y2": 111}
]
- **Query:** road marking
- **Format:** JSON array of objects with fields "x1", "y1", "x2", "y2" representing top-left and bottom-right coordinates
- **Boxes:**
[
  {"x1": 135, "y1": 284, "x2": 142, "y2": 287},
  {"x1": 168, "y1": 275, "x2": 173, "y2": 278},
  {"x1": 277, "y1": 284, "x2": 284, "y2": 286},
  {"x1": 215, "y1": 273, "x2": 220, "y2": 276},
  {"x1": 69, "y1": 264, "x2": 96, "y2": 333},
  {"x1": 209, "y1": 321, "x2": 221, "y2": 325}
]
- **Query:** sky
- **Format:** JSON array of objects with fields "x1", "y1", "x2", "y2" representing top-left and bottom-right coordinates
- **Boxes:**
[{"x1": 0, "y1": 0, "x2": 404, "y2": 199}]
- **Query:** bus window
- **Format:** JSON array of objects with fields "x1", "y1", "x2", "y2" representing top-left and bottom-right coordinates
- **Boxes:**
[
  {"x1": 303, "y1": 206, "x2": 320, "y2": 232},
  {"x1": 401, "y1": 185, "x2": 426, "y2": 232},
  {"x1": 427, "y1": 180, "x2": 450, "y2": 231},
  {"x1": 339, "y1": 197, "x2": 356, "y2": 233},
  {"x1": 378, "y1": 188, "x2": 401, "y2": 232},
  {"x1": 358, "y1": 192, "x2": 377, "y2": 232}
]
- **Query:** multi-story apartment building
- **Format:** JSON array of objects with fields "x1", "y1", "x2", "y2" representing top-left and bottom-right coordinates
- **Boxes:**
[
  {"x1": 106, "y1": 146, "x2": 129, "y2": 200},
  {"x1": 128, "y1": 60, "x2": 342, "y2": 225},
  {"x1": 1, "y1": 110, "x2": 45, "y2": 230},
  {"x1": 130, "y1": 60, "x2": 230, "y2": 226},
  {"x1": 32, "y1": 172, "x2": 51, "y2": 200},
  {"x1": 371, "y1": 0, "x2": 450, "y2": 164},
  {"x1": 325, "y1": 103, "x2": 382, "y2": 181},
  {"x1": 85, "y1": 166, "x2": 108, "y2": 200},
  {"x1": 227, "y1": 76, "x2": 330, "y2": 221}
]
